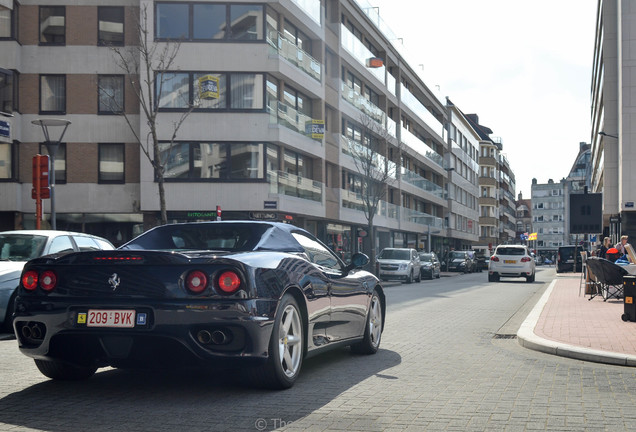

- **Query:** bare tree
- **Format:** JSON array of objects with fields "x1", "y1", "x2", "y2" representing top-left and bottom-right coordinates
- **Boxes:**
[
  {"x1": 345, "y1": 114, "x2": 400, "y2": 273},
  {"x1": 102, "y1": 5, "x2": 197, "y2": 225}
]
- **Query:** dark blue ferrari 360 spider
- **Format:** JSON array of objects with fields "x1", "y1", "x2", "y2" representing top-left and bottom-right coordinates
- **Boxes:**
[{"x1": 12, "y1": 221, "x2": 385, "y2": 389}]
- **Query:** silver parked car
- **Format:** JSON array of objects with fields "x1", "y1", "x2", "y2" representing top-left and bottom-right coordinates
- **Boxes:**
[
  {"x1": 377, "y1": 248, "x2": 421, "y2": 283},
  {"x1": 0, "y1": 230, "x2": 114, "y2": 332}
]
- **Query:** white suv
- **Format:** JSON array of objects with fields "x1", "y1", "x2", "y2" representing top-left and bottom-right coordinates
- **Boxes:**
[
  {"x1": 488, "y1": 245, "x2": 536, "y2": 283},
  {"x1": 377, "y1": 248, "x2": 421, "y2": 283}
]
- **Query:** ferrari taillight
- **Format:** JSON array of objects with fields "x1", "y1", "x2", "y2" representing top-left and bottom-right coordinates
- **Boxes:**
[
  {"x1": 186, "y1": 270, "x2": 208, "y2": 294},
  {"x1": 216, "y1": 271, "x2": 241, "y2": 294},
  {"x1": 22, "y1": 271, "x2": 39, "y2": 291},
  {"x1": 40, "y1": 270, "x2": 57, "y2": 291}
]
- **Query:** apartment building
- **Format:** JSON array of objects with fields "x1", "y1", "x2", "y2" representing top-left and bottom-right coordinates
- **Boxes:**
[
  {"x1": 531, "y1": 178, "x2": 567, "y2": 253},
  {"x1": 498, "y1": 153, "x2": 516, "y2": 244},
  {"x1": 0, "y1": 0, "x2": 454, "y2": 256},
  {"x1": 590, "y1": 0, "x2": 636, "y2": 244},
  {"x1": 445, "y1": 100, "x2": 479, "y2": 251}
]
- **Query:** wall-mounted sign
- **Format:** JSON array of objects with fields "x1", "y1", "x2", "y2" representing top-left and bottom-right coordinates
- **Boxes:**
[
  {"x1": 198, "y1": 75, "x2": 220, "y2": 100},
  {"x1": 0, "y1": 120, "x2": 10, "y2": 142},
  {"x1": 264, "y1": 200, "x2": 277, "y2": 209},
  {"x1": 306, "y1": 120, "x2": 324, "y2": 139},
  {"x1": 250, "y1": 212, "x2": 277, "y2": 220}
]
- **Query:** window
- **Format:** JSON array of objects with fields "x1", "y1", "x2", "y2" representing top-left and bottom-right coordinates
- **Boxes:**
[
  {"x1": 0, "y1": 68, "x2": 15, "y2": 114},
  {"x1": 155, "y1": 3, "x2": 264, "y2": 41},
  {"x1": 98, "y1": 75, "x2": 124, "y2": 113},
  {"x1": 157, "y1": 72, "x2": 263, "y2": 111},
  {"x1": 73, "y1": 235, "x2": 101, "y2": 251},
  {"x1": 292, "y1": 232, "x2": 341, "y2": 271},
  {"x1": 98, "y1": 7, "x2": 124, "y2": 46},
  {"x1": 40, "y1": 75, "x2": 66, "y2": 113},
  {"x1": 160, "y1": 142, "x2": 265, "y2": 181},
  {"x1": 0, "y1": 5, "x2": 14, "y2": 38},
  {"x1": 283, "y1": 85, "x2": 311, "y2": 117},
  {"x1": 39, "y1": 6, "x2": 65, "y2": 44},
  {"x1": 39, "y1": 143, "x2": 66, "y2": 183},
  {"x1": 99, "y1": 143, "x2": 125, "y2": 183},
  {"x1": 48, "y1": 235, "x2": 74, "y2": 255},
  {"x1": 193, "y1": 4, "x2": 226, "y2": 39},
  {"x1": 0, "y1": 142, "x2": 15, "y2": 180}
]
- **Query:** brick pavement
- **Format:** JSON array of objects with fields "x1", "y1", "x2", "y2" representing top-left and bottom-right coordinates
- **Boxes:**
[{"x1": 521, "y1": 272, "x2": 636, "y2": 365}]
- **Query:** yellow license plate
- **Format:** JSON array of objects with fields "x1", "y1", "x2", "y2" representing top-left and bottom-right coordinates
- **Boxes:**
[{"x1": 504, "y1": 260, "x2": 516, "y2": 264}]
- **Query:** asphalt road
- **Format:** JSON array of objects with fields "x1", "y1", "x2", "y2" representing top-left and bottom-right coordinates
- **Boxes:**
[{"x1": 2, "y1": 266, "x2": 636, "y2": 431}]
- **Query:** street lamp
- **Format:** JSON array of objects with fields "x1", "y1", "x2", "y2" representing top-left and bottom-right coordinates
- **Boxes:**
[{"x1": 31, "y1": 118, "x2": 71, "y2": 230}]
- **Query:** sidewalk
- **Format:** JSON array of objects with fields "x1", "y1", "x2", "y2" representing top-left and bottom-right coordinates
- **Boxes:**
[{"x1": 518, "y1": 272, "x2": 636, "y2": 366}]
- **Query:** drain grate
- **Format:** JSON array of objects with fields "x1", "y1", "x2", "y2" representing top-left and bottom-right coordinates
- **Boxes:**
[{"x1": 493, "y1": 334, "x2": 517, "y2": 339}]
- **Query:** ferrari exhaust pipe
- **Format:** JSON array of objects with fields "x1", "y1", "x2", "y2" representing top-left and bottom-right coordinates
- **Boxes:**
[
  {"x1": 197, "y1": 329, "x2": 229, "y2": 345},
  {"x1": 21, "y1": 325, "x2": 32, "y2": 339},
  {"x1": 210, "y1": 330, "x2": 228, "y2": 345},
  {"x1": 197, "y1": 330, "x2": 212, "y2": 344}
]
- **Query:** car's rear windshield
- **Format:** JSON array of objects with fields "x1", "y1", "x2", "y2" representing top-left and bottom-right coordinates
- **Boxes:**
[
  {"x1": 121, "y1": 223, "x2": 270, "y2": 251},
  {"x1": 419, "y1": 254, "x2": 433, "y2": 262},
  {"x1": 449, "y1": 251, "x2": 465, "y2": 259},
  {"x1": 496, "y1": 247, "x2": 525, "y2": 256},
  {"x1": 0, "y1": 234, "x2": 48, "y2": 261},
  {"x1": 379, "y1": 249, "x2": 410, "y2": 260}
]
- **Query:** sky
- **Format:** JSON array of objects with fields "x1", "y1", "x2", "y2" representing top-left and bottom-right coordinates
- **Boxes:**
[{"x1": 369, "y1": 0, "x2": 597, "y2": 198}]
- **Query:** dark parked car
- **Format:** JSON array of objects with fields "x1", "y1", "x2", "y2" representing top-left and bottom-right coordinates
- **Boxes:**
[
  {"x1": 446, "y1": 251, "x2": 474, "y2": 273},
  {"x1": 419, "y1": 252, "x2": 441, "y2": 279},
  {"x1": 13, "y1": 221, "x2": 385, "y2": 389},
  {"x1": 556, "y1": 245, "x2": 583, "y2": 273}
]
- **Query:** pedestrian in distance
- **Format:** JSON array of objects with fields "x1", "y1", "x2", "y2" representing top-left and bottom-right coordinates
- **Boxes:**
[
  {"x1": 615, "y1": 235, "x2": 632, "y2": 260},
  {"x1": 599, "y1": 237, "x2": 611, "y2": 259}
]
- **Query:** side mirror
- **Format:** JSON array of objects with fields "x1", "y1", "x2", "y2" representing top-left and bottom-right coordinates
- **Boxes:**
[{"x1": 345, "y1": 252, "x2": 370, "y2": 272}]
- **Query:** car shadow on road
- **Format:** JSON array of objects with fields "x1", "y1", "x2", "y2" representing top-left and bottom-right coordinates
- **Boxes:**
[{"x1": 0, "y1": 347, "x2": 401, "y2": 431}]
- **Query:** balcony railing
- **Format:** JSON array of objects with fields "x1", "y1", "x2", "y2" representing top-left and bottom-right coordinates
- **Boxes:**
[
  {"x1": 400, "y1": 127, "x2": 444, "y2": 168},
  {"x1": 290, "y1": 0, "x2": 321, "y2": 25},
  {"x1": 268, "y1": 170, "x2": 322, "y2": 202},
  {"x1": 340, "y1": 135, "x2": 397, "y2": 180},
  {"x1": 400, "y1": 83, "x2": 444, "y2": 141},
  {"x1": 268, "y1": 100, "x2": 322, "y2": 142},
  {"x1": 341, "y1": 82, "x2": 386, "y2": 124},
  {"x1": 340, "y1": 24, "x2": 385, "y2": 85},
  {"x1": 341, "y1": 190, "x2": 443, "y2": 227},
  {"x1": 401, "y1": 168, "x2": 444, "y2": 199},
  {"x1": 268, "y1": 33, "x2": 321, "y2": 82}
]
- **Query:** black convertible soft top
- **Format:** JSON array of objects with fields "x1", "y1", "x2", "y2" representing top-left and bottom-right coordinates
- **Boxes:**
[{"x1": 119, "y1": 221, "x2": 306, "y2": 253}]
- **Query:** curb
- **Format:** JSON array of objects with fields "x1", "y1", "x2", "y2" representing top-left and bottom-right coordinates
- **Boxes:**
[{"x1": 517, "y1": 279, "x2": 636, "y2": 367}]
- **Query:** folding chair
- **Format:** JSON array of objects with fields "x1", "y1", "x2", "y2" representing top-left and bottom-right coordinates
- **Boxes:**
[
  {"x1": 585, "y1": 257, "x2": 604, "y2": 300},
  {"x1": 595, "y1": 258, "x2": 629, "y2": 301}
]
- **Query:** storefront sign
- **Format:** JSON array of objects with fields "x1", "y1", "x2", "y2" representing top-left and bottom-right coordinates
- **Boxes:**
[
  {"x1": 250, "y1": 212, "x2": 277, "y2": 220},
  {"x1": 0, "y1": 120, "x2": 10, "y2": 142}
]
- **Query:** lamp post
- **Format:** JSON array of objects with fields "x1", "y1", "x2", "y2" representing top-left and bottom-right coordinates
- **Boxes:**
[{"x1": 31, "y1": 118, "x2": 71, "y2": 230}]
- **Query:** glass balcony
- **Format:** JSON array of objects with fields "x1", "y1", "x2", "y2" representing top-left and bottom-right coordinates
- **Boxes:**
[
  {"x1": 268, "y1": 170, "x2": 322, "y2": 202},
  {"x1": 340, "y1": 24, "x2": 385, "y2": 85},
  {"x1": 341, "y1": 82, "x2": 385, "y2": 124},
  {"x1": 401, "y1": 168, "x2": 444, "y2": 199},
  {"x1": 400, "y1": 83, "x2": 444, "y2": 141},
  {"x1": 268, "y1": 33, "x2": 321, "y2": 82},
  {"x1": 387, "y1": 73, "x2": 396, "y2": 97},
  {"x1": 400, "y1": 128, "x2": 444, "y2": 168},
  {"x1": 403, "y1": 208, "x2": 444, "y2": 228},
  {"x1": 340, "y1": 135, "x2": 397, "y2": 180},
  {"x1": 290, "y1": 0, "x2": 321, "y2": 25},
  {"x1": 341, "y1": 190, "x2": 442, "y2": 228},
  {"x1": 386, "y1": 117, "x2": 397, "y2": 138},
  {"x1": 268, "y1": 100, "x2": 323, "y2": 142}
]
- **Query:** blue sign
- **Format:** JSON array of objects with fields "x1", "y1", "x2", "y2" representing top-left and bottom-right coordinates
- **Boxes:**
[{"x1": 0, "y1": 120, "x2": 9, "y2": 139}]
